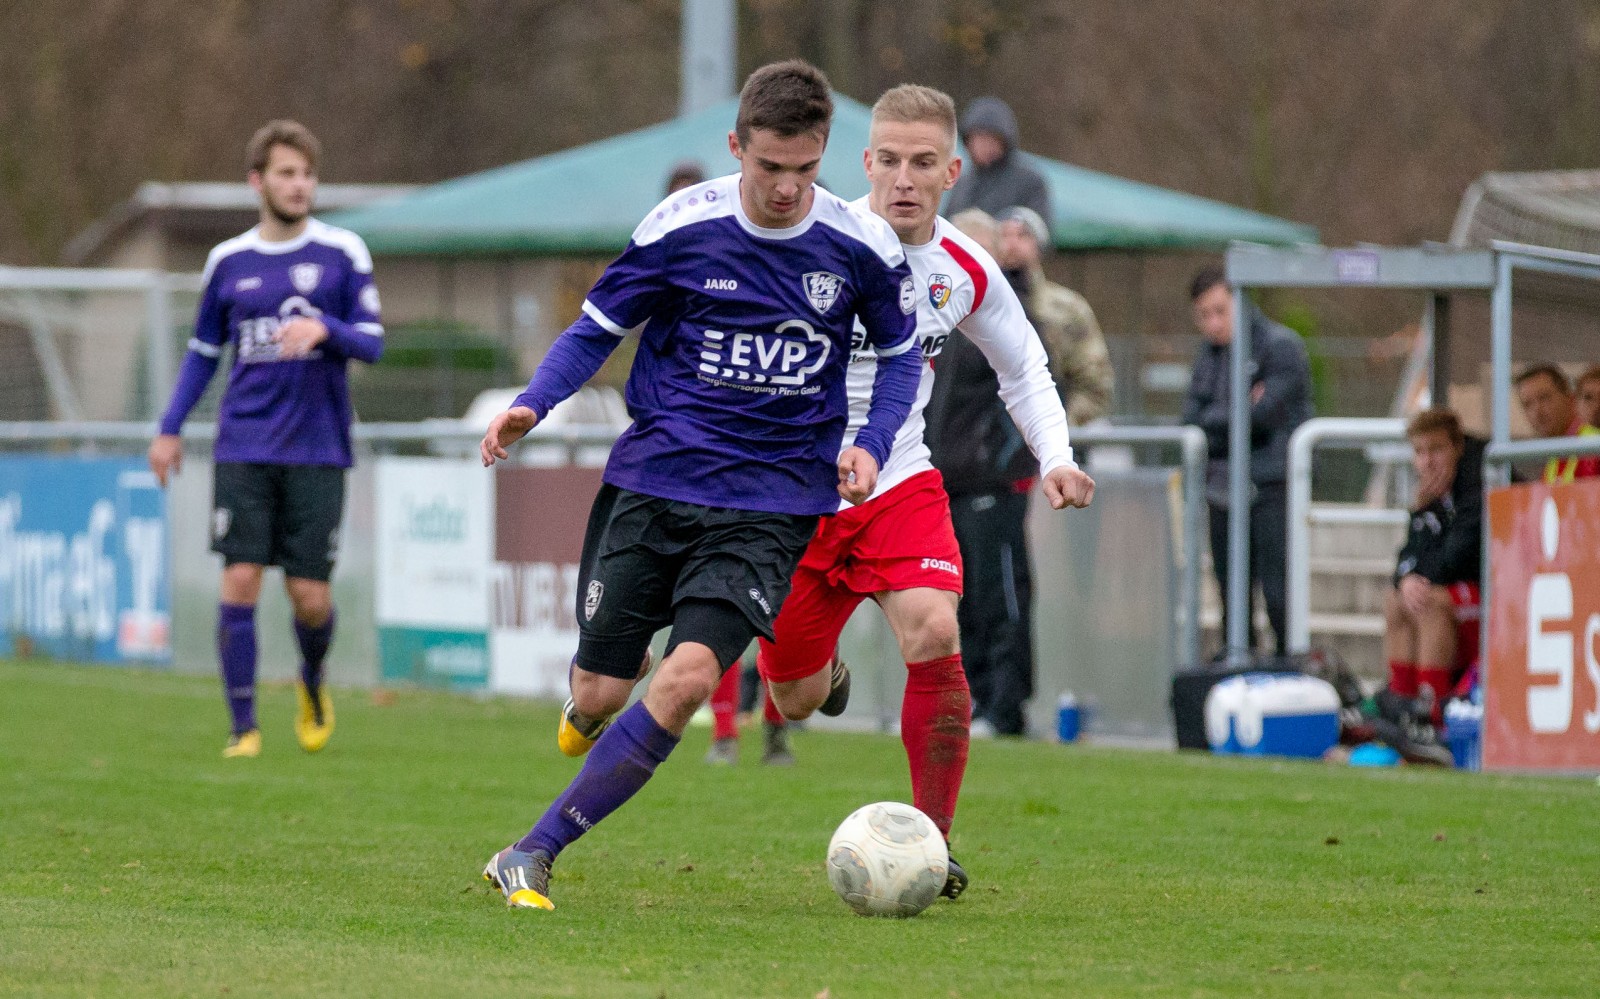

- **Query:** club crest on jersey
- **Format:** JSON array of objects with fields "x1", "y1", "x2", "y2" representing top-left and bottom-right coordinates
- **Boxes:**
[
  {"x1": 584, "y1": 580, "x2": 604, "y2": 621},
  {"x1": 290, "y1": 262, "x2": 323, "y2": 295},
  {"x1": 928, "y1": 273, "x2": 953, "y2": 310},
  {"x1": 803, "y1": 271, "x2": 843, "y2": 314}
]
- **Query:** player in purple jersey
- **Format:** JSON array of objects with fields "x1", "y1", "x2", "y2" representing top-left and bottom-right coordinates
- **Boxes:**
[
  {"x1": 478, "y1": 60, "x2": 924, "y2": 912},
  {"x1": 148, "y1": 121, "x2": 384, "y2": 759}
]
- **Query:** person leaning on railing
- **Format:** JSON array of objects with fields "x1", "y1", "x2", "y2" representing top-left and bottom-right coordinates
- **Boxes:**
[{"x1": 1514, "y1": 363, "x2": 1600, "y2": 484}]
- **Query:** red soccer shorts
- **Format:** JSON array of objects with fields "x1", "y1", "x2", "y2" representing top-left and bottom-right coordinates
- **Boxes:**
[
  {"x1": 758, "y1": 470, "x2": 962, "y2": 685},
  {"x1": 1447, "y1": 580, "x2": 1481, "y2": 673}
]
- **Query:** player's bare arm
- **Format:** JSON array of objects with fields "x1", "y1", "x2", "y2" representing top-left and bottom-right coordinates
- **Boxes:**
[
  {"x1": 480, "y1": 405, "x2": 539, "y2": 466},
  {"x1": 1041, "y1": 463, "x2": 1095, "y2": 509},
  {"x1": 837, "y1": 445, "x2": 880, "y2": 505},
  {"x1": 148, "y1": 434, "x2": 183, "y2": 487}
]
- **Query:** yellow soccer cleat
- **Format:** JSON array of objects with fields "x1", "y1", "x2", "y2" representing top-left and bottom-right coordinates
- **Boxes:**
[
  {"x1": 223, "y1": 729, "x2": 261, "y2": 758},
  {"x1": 557, "y1": 697, "x2": 610, "y2": 758},
  {"x1": 295, "y1": 683, "x2": 335, "y2": 753},
  {"x1": 555, "y1": 651, "x2": 653, "y2": 757}
]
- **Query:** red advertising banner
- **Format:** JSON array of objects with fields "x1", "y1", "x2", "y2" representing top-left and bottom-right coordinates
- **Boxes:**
[{"x1": 1484, "y1": 478, "x2": 1600, "y2": 771}]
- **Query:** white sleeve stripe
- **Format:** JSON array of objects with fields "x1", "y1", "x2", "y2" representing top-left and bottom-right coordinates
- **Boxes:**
[
  {"x1": 581, "y1": 299, "x2": 631, "y2": 337},
  {"x1": 187, "y1": 338, "x2": 222, "y2": 357},
  {"x1": 354, "y1": 322, "x2": 385, "y2": 336},
  {"x1": 875, "y1": 335, "x2": 917, "y2": 358}
]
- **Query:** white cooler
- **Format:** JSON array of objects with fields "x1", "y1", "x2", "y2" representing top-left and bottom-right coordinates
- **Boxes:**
[{"x1": 1204, "y1": 673, "x2": 1341, "y2": 759}]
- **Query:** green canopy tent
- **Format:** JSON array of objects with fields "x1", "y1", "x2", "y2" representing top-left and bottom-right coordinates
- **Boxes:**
[{"x1": 327, "y1": 94, "x2": 1315, "y2": 255}]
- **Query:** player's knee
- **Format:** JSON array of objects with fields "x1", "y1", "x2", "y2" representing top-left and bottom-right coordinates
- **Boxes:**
[
  {"x1": 653, "y1": 647, "x2": 722, "y2": 710},
  {"x1": 903, "y1": 607, "x2": 960, "y2": 662},
  {"x1": 570, "y1": 670, "x2": 631, "y2": 718},
  {"x1": 1383, "y1": 587, "x2": 1407, "y2": 625},
  {"x1": 286, "y1": 580, "x2": 332, "y2": 625},
  {"x1": 768, "y1": 680, "x2": 818, "y2": 721}
]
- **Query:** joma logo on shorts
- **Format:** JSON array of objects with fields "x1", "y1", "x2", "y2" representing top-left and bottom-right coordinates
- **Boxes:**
[{"x1": 920, "y1": 557, "x2": 959, "y2": 575}]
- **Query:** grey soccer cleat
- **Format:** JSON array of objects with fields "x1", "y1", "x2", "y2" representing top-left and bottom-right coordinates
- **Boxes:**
[
  {"x1": 941, "y1": 853, "x2": 969, "y2": 899},
  {"x1": 817, "y1": 654, "x2": 851, "y2": 718},
  {"x1": 704, "y1": 736, "x2": 739, "y2": 766},
  {"x1": 760, "y1": 721, "x2": 795, "y2": 766},
  {"x1": 482, "y1": 846, "x2": 555, "y2": 910}
]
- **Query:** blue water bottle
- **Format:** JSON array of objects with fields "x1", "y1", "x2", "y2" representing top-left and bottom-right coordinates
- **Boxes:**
[{"x1": 1056, "y1": 691, "x2": 1080, "y2": 743}]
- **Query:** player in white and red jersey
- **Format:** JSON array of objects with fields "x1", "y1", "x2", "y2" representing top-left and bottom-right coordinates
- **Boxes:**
[{"x1": 757, "y1": 84, "x2": 1095, "y2": 900}]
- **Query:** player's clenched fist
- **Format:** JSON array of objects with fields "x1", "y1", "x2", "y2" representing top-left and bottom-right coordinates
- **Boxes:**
[
  {"x1": 481, "y1": 406, "x2": 539, "y2": 467},
  {"x1": 836, "y1": 445, "x2": 880, "y2": 506},
  {"x1": 1042, "y1": 464, "x2": 1095, "y2": 510}
]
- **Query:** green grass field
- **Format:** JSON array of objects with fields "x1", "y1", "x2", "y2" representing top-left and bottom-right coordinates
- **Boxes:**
[{"x1": 2, "y1": 659, "x2": 1596, "y2": 998}]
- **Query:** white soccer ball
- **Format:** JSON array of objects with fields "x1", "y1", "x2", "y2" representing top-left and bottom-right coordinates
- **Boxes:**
[{"x1": 826, "y1": 801, "x2": 949, "y2": 918}]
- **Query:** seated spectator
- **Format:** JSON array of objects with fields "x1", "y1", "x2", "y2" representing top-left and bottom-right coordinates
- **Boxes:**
[
  {"x1": 1385, "y1": 409, "x2": 1483, "y2": 724},
  {"x1": 1577, "y1": 365, "x2": 1600, "y2": 429},
  {"x1": 1514, "y1": 364, "x2": 1600, "y2": 483}
]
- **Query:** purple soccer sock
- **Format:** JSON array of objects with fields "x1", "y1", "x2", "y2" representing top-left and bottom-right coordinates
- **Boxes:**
[
  {"x1": 217, "y1": 603, "x2": 258, "y2": 734},
  {"x1": 515, "y1": 701, "x2": 680, "y2": 858},
  {"x1": 293, "y1": 608, "x2": 335, "y2": 697}
]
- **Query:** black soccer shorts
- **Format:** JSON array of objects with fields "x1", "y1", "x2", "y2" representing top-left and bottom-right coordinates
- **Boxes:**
[
  {"x1": 211, "y1": 462, "x2": 346, "y2": 582},
  {"x1": 572, "y1": 484, "x2": 819, "y2": 678}
]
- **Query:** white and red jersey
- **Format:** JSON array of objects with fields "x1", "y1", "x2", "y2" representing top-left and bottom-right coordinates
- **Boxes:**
[{"x1": 840, "y1": 207, "x2": 1075, "y2": 507}]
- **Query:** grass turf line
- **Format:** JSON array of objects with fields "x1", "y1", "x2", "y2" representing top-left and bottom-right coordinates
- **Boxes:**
[{"x1": 1, "y1": 658, "x2": 1596, "y2": 998}]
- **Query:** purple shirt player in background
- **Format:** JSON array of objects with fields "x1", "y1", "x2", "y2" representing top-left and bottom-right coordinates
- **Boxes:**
[
  {"x1": 148, "y1": 120, "x2": 383, "y2": 760},
  {"x1": 478, "y1": 60, "x2": 924, "y2": 911}
]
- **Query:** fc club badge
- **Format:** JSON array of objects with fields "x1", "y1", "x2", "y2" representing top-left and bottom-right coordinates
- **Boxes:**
[
  {"x1": 584, "y1": 580, "x2": 604, "y2": 621},
  {"x1": 803, "y1": 271, "x2": 843, "y2": 314},
  {"x1": 927, "y1": 273, "x2": 952, "y2": 310},
  {"x1": 290, "y1": 262, "x2": 323, "y2": 294}
]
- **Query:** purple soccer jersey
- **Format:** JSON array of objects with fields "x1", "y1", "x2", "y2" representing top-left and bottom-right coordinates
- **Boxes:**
[
  {"x1": 159, "y1": 219, "x2": 384, "y2": 468},
  {"x1": 514, "y1": 176, "x2": 922, "y2": 516}
]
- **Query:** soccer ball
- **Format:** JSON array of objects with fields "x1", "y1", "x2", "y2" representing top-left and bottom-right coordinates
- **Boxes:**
[{"x1": 825, "y1": 801, "x2": 948, "y2": 917}]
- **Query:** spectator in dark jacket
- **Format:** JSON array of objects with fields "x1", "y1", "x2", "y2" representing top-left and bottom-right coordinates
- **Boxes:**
[
  {"x1": 1385, "y1": 409, "x2": 1483, "y2": 721},
  {"x1": 1180, "y1": 265, "x2": 1313, "y2": 657},
  {"x1": 944, "y1": 97, "x2": 1051, "y2": 223}
]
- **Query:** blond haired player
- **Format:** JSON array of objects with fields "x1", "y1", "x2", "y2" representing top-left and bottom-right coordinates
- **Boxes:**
[{"x1": 757, "y1": 84, "x2": 1094, "y2": 900}]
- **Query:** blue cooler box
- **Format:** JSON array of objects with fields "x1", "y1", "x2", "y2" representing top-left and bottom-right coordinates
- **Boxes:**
[{"x1": 1205, "y1": 673, "x2": 1341, "y2": 759}]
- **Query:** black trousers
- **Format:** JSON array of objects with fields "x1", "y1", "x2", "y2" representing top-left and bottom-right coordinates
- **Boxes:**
[
  {"x1": 950, "y1": 489, "x2": 1034, "y2": 735},
  {"x1": 1207, "y1": 480, "x2": 1289, "y2": 658}
]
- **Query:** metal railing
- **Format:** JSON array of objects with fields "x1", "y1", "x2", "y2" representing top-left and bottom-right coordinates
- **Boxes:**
[
  {"x1": 1286, "y1": 417, "x2": 1407, "y2": 655},
  {"x1": 0, "y1": 418, "x2": 1211, "y2": 673}
]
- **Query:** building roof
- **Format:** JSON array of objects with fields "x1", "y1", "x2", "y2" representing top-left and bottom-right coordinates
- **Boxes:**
[
  {"x1": 325, "y1": 94, "x2": 1316, "y2": 257},
  {"x1": 1450, "y1": 169, "x2": 1600, "y2": 254},
  {"x1": 64, "y1": 181, "x2": 416, "y2": 265}
]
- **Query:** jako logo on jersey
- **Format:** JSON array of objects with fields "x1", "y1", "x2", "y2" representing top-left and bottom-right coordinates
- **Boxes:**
[
  {"x1": 803, "y1": 271, "x2": 843, "y2": 314},
  {"x1": 698, "y1": 319, "x2": 831, "y2": 387},
  {"x1": 920, "y1": 557, "x2": 960, "y2": 576},
  {"x1": 748, "y1": 588, "x2": 773, "y2": 615},
  {"x1": 360, "y1": 284, "x2": 381, "y2": 315},
  {"x1": 584, "y1": 580, "x2": 604, "y2": 621},
  {"x1": 290, "y1": 262, "x2": 323, "y2": 294},
  {"x1": 928, "y1": 273, "x2": 952, "y2": 309},
  {"x1": 898, "y1": 275, "x2": 917, "y2": 314},
  {"x1": 235, "y1": 276, "x2": 262, "y2": 292},
  {"x1": 704, "y1": 278, "x2": 739, "y2": 291}
]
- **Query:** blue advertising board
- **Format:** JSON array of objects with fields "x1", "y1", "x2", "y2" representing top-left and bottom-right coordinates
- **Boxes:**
[{"x1": 0, "y1": 457, "x2": 171, "y2": 664}]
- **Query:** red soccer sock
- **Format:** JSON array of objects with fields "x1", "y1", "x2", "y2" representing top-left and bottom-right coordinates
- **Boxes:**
[
  {"x1": 1417, "y1": 666, "x2": 1452, "y2": 725},
  {"x1": 901, "y1": 654, "x2": 970, "y2": 839},
  {"x1": 1387, "y1": 660, "x2": 1419, "y2": 698},
  {"x1": 762, "y1": 682, "x2": 785, "y2": 728},
  {"x1": 710, "y1": 661, "x2": 740, "y2": 741}
]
